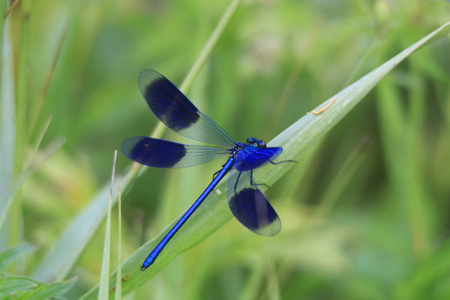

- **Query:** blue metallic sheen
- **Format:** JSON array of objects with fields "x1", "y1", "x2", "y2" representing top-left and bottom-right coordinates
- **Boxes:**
[
  {"x1": 141, "y1": 158, "x2": 235, "y2": 270},
  {"x1": 235, "y1": 146, "x2": 282, "y2": 171}
]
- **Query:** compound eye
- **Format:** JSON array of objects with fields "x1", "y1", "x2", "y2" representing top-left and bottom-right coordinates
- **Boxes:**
[
  {"x1": 247, "y1": 137, "x2": 256, "y2": 146},
  {"x1": 260, "y1": 141, "x2": 266, "y2": 147}
]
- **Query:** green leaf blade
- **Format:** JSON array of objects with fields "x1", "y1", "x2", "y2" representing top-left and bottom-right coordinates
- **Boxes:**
[
  {"x1": 0, "y1": 277, "x2": 38, "y2": 298},
  {"x1": 0, "y1": 246, "x2": 35, "y2": 273}
]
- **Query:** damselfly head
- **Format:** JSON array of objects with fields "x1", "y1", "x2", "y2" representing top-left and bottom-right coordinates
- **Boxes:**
[{"x1": 246, "y1": 137, "x2": 266, "y2": 148}]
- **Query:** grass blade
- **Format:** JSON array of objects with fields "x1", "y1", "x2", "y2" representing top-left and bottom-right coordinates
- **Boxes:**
[
  {"x1": 28, "y1": 19, "x2": 69, "y2": 135},
  {"x1": 115, "y1": 185, "x2": 123, "y2": 300},
  {"x1": 14, "y1": 0, "x2": 32, "y2": 175},
  {"x1": 179, "y1": 0, "x2": 242, "y2": 92},
  {"x1": 0, "y1": 0, "x2": 7, "y2": 50},
  {"x1": 98, "y1": 151, "x2": 117, "y2": 299},
  {"x1": 0, "y1": 0, "x2": 16, "y2": 231}
]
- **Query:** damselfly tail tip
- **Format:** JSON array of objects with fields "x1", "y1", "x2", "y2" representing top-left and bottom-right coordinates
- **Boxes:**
[{"x1": 141, "y1": 256, "x2": 156, "y2": 271}]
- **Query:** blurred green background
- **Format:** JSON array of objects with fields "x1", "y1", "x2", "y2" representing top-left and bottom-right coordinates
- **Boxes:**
[{"x1": 2, "y1": 0, "x2": 450, "y2": 299}]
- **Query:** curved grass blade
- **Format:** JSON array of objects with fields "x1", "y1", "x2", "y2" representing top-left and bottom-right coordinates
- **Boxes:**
[
  {"x1": 34, "y1": 0, "x2": 243, "y2": 283},
  {"x1": 80, "y1": 22, "x2": 450, "y2": 299}
]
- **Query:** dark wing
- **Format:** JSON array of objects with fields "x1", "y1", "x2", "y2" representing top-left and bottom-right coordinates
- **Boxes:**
[
  {"x1": 226, "y1": 170, "x2": 281, "y2": 236},
  {"x1": 234, "y1": 147, "x2": 282, "y2": 171},
  {"x1": 122, "y1": 136, "x2": 228, "y2": 168},
  {"x1": 138, "y1": 69, "x2": 235, "y2": 147}
]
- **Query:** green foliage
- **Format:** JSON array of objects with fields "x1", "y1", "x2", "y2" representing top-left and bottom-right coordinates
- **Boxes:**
[
  {"x1": 0, "y1": 246, "x2": 76, "y2": 298},
  {"x1": 0, "y1": 246, "x2": 34, "y2": 273},
  {"x1": 1, "y1": 0, "x2": 449, "y2": 299}
]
